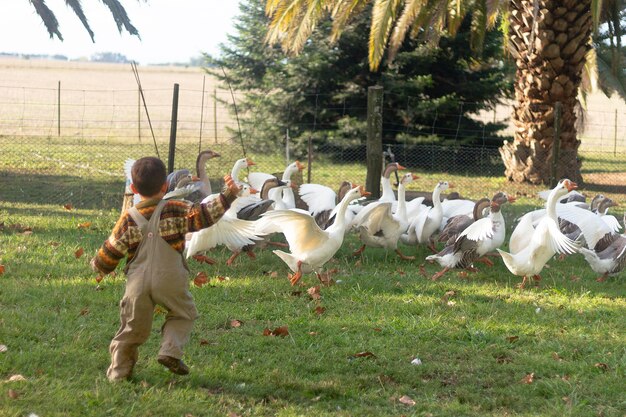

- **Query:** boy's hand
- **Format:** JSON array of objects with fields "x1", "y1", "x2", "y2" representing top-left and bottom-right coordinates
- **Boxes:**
[{"x1": 224, "y1": 174, "x2": 242, "y2": 196}]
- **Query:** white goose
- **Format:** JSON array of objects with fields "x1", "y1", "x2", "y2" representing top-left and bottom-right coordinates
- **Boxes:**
[
  {"x1": 427, "y1": 192, "x2": 515, "y2": 280},
  {"x1": 254, "y1": 185, "x2": 370, "y2": 285},
  {"x1": 231, "y1": 157, "x2": 256, "y2": 185},
  {"x1": 401, "y1": 181, "x2": 450, "y2": 251},
  {"x1": 497, "y1": 179, "x2": 579, "y2": 288},
  {"x1": 299, "y1": 181, "x2": 354, "y2": 230},
  {"x1": 578, "y1": 214, "x2": 626, "y2": 281},
  {"x1": 248, "y1": 160, "x2": 305, "y2": 208},
  {"x1": 185, "y1": 184, "x2": 263, "y2": 265},
  {"x1": 352, "y1": 173, "x2": 418, "y2": 260}
]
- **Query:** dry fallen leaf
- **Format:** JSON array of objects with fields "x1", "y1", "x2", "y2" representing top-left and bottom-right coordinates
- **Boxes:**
[
  {"x1": 140, "y1": 380, "x2": 150, "y2": 388},
  {"x1": 74, "y1": 248, "x2": 84, "y2": 258},
  {"x1": 351, "y1": 351, "x2": 376, "y2": 358},
  {"x1": 0, "y1": 345, "x2": 7, "y2": 353},
  {"x1": 308, "y1": 331, "x2": 318, "y2": 336},
  {"x1": 552, "y1": 352, "x2": 563, "y2": 362},
  {"x1": 0, "y1": 265, "x2": 4, "y2": 275},
  {"x1": 193, "y1": 272, "x2": 209, "y2": 288},
  {"x1": 354, "y1": 259, "x2": 362, "y2": 267},
  {"x1": 230, "y1": 319, "x2": 243, "y2": 328},
  {"x1": 596, "y1": 276, "x2": 606, "y2": 282},
  {"x1": 77, "y1": 222, "x2": 92, "y2": 229},
  {"x1": 227, "y1": 412, "x2": 242, "y2": 417},
  {"x1": 49, "y1": 241, "x2": 61, "y2": 247},
  {"x1": 199, "y1": 339, "x2": 210, "y2": 346},
  {"x1": 263, "y1": 326, "x2": 289, "y2": 337},
  {"x1": 63, "y1": 203, "x2": 73, "y2": 211},
  {"x1": 95, "y1": 274, "x2": 104, "y2": 284},
  {"x1": 314, "y1": 306, "x2": 326, "y2": 315},
  {"x1": 79, "y1": 308, "x2": 89, "y2": 316},
  {"x1": 307, "y1": 286, "x2": 321, "y2": 300},
  {"x1": 506, "y1": 336, "x2": 519, "y2": 343},
  {"x1": 520, "y1": 373, "x2": 535, "y2": 384},
  {"x1": 570, "y1": 275, "x2": 580, "y2": 282},
  {"x1": 398, "y1": 395, "x2": 416, "y2": 406},
  {"x1": 216, "y1": 275, "x2": 227, "y2": 282},
  {"x1": 269, "y1": 271, "x2": 278, "y2": 278},
  {"x1": 594, "y1": 362, "x2": 609, "y2": 371},
  {"x1": 457, "y1": 271, "x2": 468, "y2": 278},
  {"x1": 7, "y1": 389, "x2": 18, "y2": 399},
  {"x1": 441, "y1": 290, "x2": 456, "y2": 303},
  {"x1": 397, "y1": 269, "x2": 405, "y2": 276},
  {"x1": 290, "y1": 291, "x2": 302, "y2": 297},
  {"x1": 7, "y1": 375, "x2": 26, "y2": 382}
]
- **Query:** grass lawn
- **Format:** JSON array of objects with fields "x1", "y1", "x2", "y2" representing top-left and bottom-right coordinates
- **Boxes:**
[{"x1": 0, "y1": 194, "x2": 624, "y2": 417}]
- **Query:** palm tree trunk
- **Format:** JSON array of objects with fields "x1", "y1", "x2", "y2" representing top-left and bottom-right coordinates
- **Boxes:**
[{"x1": 500, "y1": 0, "x2": 592, "y2": 184}]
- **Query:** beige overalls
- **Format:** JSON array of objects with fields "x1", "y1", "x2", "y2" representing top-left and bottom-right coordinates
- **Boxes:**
[{"x1": 107, "y1": 199, "x2": 199, "y2": 380}]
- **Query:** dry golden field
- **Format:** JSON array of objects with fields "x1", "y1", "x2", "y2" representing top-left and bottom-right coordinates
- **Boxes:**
[{"x1": 0, "y1": 58, "x2": 234, "y2": 143}]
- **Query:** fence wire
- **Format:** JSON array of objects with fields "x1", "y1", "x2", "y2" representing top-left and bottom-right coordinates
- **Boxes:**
[{"x1": 1, "y1": 83, "x2": 625, "y2": 210}]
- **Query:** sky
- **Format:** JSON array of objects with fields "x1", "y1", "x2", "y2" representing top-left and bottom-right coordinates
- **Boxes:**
[{"x1": 0, "y1": 0, "x2": 241, "y2": 64}]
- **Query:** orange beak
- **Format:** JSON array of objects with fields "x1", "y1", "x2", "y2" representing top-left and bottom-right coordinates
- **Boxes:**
[
  {"x1": 358, "y1": 185, "x2": 371, "y2": 197},
  {"x1": 191, "y1": 175, "x2": 201, "y2": 181},
  {"x1": 564, "y1": 180, "x2": 577, "y2": 192},
  {"x1": 246, "y1": 158, "x2": 255, "y2": 166},
  {"x1": 212, "y1": 152, "x2": 221, "y2": 158},
  {"x1": 396, "y1": 164, "x2": 406, "y2": 170},
  {"x1": 507, "y1": 195, "x2": 517, "y2": 203},
  {"x1": 411, "y1": 174, "x2": 419, "y2": 181},
  {"x1": 448, "y1": 182, "x2": 455, "y2": 189},
  {"x1": 295, "y1": 160, "x2": 305, "y2": 171},
  {"x1": 250, "y1": 187, "x2": 258, "y2": 194}
]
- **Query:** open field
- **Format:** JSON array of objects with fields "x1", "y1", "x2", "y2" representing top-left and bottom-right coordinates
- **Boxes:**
[{"x1": 0, "y1": 193, "x2": 625, "y2": 416}]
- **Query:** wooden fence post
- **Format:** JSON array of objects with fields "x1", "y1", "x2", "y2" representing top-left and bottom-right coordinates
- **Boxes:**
[
  {"x1": 366, "y1": 86, "x2": 384, "y2": 198},
  {"x1": 168, "y1": 83, "x2": 180, "y2": 174},
  {"x1": 57, "y1": 81, "x2": 61, "y2": 137}
]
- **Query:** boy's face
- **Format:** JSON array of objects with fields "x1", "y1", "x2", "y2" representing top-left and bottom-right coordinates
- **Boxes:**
[{"x1": 130, "y1": 182, "x2": 168, "y2": 200}]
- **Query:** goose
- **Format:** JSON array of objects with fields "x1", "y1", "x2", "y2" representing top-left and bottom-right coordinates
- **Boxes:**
[
  {"x1": 401, "y1": 181, "x2": 450, "y2": 251},
  {"x1": 427, "y1": 193, "x2": 515, "y2": 280},
  {"x1": 165, "y1": 150, "x2": 221, "y2": 202},
  {"x1": 185, "y1": 184, "x2": 263, "y2": 265},
  {"x1": 248, "y1": 160, "x2": 304, "y2": 209},
  {"x1": 163, "y1": 174, "x2": 202, "y2": 200},
  {"x1": 254, "y1": 185, "x2": 371, "y2": 285},
  {"x1": 231, "y1": 157, "x2": 256, "y2": 185},
  {"x1": 593, "y1": 196, "x2": 621, "y2": 233},
  {"x1": 298, "y1": 181, "x2": 354, "y2": 229},
  {"x1": 352, "y1": 173, "x2": 418, "y2": 260},
  {"x1": 497, "y1": 179, "x2": 579, "y2": 288},
  {"x1": 578, "y1": 213, "x2": 626, "y2": 281},
  {"x1": 436, "y1": 197, "x2": 491, "y2": 246},
  {"x1": 236, "y1": 177, "x2": 289, "y2": 220}
]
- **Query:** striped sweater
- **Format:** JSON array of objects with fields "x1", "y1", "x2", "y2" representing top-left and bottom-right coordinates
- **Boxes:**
[{"x1": 92, "y1": 190, "x2": 237, "y2": 275}]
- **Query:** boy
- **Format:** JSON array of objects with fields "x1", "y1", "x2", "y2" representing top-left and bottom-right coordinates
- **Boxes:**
[{"x1": 91, "y1": 156, "x2": 241, "y2": 382}]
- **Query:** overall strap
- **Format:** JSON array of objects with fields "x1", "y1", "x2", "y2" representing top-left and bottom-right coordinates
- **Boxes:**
[
  {"x1": 147, "y1": 199, "x2": 168, "y2": 234},
  {"x1": 128, "y1": 206, "x2": 148, "y2": 230}
]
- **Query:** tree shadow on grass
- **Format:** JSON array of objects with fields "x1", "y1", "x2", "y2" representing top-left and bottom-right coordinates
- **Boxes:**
[{"x1": 0, "y1": 170, "x2": 124, "y2": 210}]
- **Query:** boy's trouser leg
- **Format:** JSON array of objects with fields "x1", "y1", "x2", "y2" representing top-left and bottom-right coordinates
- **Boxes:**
[
  {"x1": 154, "y1": 288, "x2": 198, "y2": 359},
  {"x1": 107, "y1": 294, "x2": 154, "y2": 381}
]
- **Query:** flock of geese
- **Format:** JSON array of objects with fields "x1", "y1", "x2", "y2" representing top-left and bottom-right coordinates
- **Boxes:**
[{"x1": 125, "y1": 151, "x2": 625, "y2": 287}]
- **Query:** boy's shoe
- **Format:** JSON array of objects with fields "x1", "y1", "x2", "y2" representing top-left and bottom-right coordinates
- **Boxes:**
[{"x1": 157, "y1": 355, "x2": 190, "y2": 375}]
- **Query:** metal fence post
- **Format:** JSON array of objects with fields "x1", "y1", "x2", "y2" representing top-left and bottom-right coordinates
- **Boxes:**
[
  {"x1": 550, "y1": 101, "x2": 562, "y2": 188},
  {"x1": 168, "y1": 83, "x2": 180, "y2": 174},
  {"x1": 138, "y1": 87, "x2": 141, "y2": 142},
  {"x1": 199, "y1": 75, "x2": 206, "y2": 153},
  {"x1": 366, "y1": 86, "x2": 383, "y2": 198},
  {"x1": 57, "y1": 81, "x2": 61, "y2": 137}
]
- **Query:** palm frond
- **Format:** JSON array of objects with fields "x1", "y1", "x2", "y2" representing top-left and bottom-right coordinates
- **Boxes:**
[
  {"x1": 330, "y1": 0, "x2": 367, "y2": 43},
  {"x1": 485, "y1": 0, "x2": 504, "y2": 28},
  {"x1": 291, "y1": 0, "x2": 326, "y2": 53},
  {"x1": 593, "y1": 49, "x2": 626, "y2": 101},
  {"x1": 30, "y1": 0, "x2": 63, "y2": 40},
  {"x1": 388, "y1": 0, "x2": 426, "y2": 61},
  {"x1": 65, "y1": 0, "x2": 95, "y2": 42},
  {"x1": 99, "y1": 0, "x2": 140, "y2": 38},
  {"x1": 265, "y1": 0, "x2": 307, "y2": 50},
  {"x1": 369, "y1": 0, "x2": 403, "y2": 71},
  {"x1": 447, "y1": 0, "x2": 470, "y2": 35}
]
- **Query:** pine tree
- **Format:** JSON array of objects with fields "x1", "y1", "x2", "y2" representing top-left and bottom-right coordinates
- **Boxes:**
[{"x1": 208, "y1": 0, "x2": 512, "y2": 156}]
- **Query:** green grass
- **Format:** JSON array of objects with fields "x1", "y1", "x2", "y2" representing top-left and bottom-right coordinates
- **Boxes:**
[{"x1": 1, "y1": 197, "x2": 624, "y2": 417}]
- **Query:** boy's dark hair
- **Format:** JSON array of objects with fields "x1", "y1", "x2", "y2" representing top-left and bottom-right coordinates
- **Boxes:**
[{"x1": 131, "y1": 157, "x2": 167, "y2": 196}]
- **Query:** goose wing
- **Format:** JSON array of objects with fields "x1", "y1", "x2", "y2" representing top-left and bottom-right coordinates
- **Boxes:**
[
  {"x1": 532, "y1": 218, "x2": 578, "y2": 255},
  {"x1": 459, "y1": 217, "x2": 494, "y2": 242},
  {"x1": 247, "y1": 172, "x2": 274, "y2": 191},
  {"x1": 255, "y1": 209, "x2": 328, "y2": 255},
  {"x1": 299, "y1": 183, "x2": 337, "y2": 216},
  {"x1": 556, "y1": 204, "x2": 612, "y2": 248}
]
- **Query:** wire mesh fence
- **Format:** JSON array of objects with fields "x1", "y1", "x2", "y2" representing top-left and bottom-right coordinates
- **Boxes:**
[{"x1": 1, "y1": 82, "x2": 626, "y2": 210}]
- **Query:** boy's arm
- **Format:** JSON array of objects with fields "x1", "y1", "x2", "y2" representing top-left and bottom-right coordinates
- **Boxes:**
[
  {"x1": 90, "y1": 213, "x2": 131, "y2": 275},
  {"x1": 186, "y1": 175, "x2": 241, "y2": 232}
]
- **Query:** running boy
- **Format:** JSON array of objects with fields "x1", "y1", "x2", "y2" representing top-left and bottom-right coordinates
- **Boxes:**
[{"x1": 91, "y1": 156, "x2": 241, "y2": 382}]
